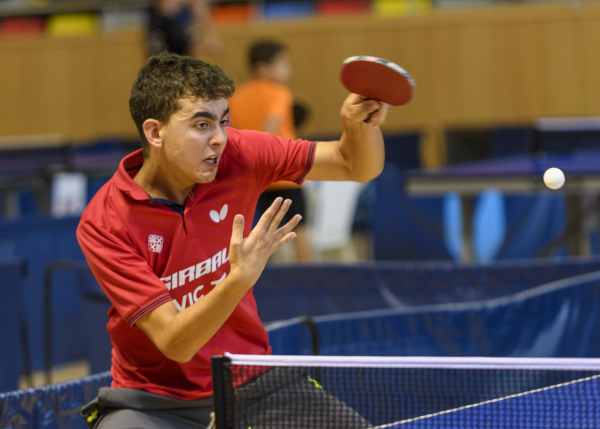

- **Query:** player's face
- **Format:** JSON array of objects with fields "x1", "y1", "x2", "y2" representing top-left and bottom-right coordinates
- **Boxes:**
[{"x1": 161, "y1": 96, "x2": 229, "y2": 185}]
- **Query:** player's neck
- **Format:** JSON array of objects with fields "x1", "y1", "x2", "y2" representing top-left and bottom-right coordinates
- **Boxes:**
[{"x1": 133, "y1": 157, "x2": 194, "y2": 206}]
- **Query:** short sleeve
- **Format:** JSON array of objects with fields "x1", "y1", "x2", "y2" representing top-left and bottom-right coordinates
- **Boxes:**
[
  {"x1": 77, "y1": 220, "x2": 172, "y2": 326},
  {"x1": 233, "y1": 129, "x2": 316, "y2": 191}
]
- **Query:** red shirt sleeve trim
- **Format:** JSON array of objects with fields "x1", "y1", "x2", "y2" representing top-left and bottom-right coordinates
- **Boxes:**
[
  {"x1": 127, "y1": 293, "x2": 173, "y2": 326},
  {"x1": 294, "y1": 141, "x2": 317, "y2": 184}
]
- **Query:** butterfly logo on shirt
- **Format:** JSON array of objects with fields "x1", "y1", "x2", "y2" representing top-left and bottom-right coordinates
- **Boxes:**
[{"x1": 209, "y1": 204, "x2": 228, "y2": 223}]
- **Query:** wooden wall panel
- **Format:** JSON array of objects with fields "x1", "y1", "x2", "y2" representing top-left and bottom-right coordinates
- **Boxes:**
[
  {"x1": 1, "y1": 3, "x2": 600, "y2": 164},
  {"x1": 93, "y1": 34, "x2": 147, "y2": 138},
  {"x1": 581, "y1": 6, "x2": 600, "y2": 116},
  {"x1": 538, "y1": 20, "x2": 584, "y2": 117},
  {"x1": 0, "y1": 30, "x2": 144, "y2": 141}
]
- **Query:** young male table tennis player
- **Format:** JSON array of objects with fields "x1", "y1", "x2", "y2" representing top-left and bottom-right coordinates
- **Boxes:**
[{"x1": 76, "y1": 51, "x2": 388, "y2": 428}]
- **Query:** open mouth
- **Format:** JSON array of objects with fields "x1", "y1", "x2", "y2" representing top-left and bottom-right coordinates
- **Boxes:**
[{"x1": 204, "y1": 156, "x2": 219, "y2": 165}]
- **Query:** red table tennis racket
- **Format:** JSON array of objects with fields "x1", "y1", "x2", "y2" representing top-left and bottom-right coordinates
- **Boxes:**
[{"x1": 339, "y1": 56, "x2": 415, "y2": 107}]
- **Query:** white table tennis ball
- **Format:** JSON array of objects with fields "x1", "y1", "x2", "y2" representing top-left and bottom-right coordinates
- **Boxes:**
[{"x1": 543, "y1": 167, "x2": 565, "y2": 190}]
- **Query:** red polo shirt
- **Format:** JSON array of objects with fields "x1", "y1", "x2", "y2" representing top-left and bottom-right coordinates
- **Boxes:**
[{"x1": 77, "y1": 127, "x2": 316, "y2": 399}]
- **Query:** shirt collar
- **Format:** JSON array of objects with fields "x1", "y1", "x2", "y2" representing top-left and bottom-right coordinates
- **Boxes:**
[{"x1": 114, "y1": 149, "x2": 149, "y2": 201}]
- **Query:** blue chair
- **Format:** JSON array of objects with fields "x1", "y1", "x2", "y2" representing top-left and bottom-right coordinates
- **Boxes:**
[
  {"x1": 0, "y1": 257, "x2": 28, "y2": 392},
  {"x1": 0, "y1": 216, "x2": 87, "y2": 370}
]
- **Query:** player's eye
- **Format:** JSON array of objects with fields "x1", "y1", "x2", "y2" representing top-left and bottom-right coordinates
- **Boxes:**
[
  {"x1": 220, "y1": 119, "x2": 229, "y2": 126},
  {"x1": 195, "y1": 122, "x2": 209, "y2": 129}
]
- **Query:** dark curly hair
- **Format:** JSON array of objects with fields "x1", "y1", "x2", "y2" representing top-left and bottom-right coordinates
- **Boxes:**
[{"x1": 129, "y1": 52, "x2": 235, "y2": 157}]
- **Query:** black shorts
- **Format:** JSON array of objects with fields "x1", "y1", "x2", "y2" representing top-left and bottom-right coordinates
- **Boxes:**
[
  {"x1": 233, "y1": 367, "x2": 371, "y2": 429},
  {"x1": 258, "y1": 187, "x2": 307, "y2": 225},
  {"x1": 81, "y1": 369, "x2": 370, "y2": 429},
  {"x1": 81, "y1": 387, "x2": 213, "y2": 429}
]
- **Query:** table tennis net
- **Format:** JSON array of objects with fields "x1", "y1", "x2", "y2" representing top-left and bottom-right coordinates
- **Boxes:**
[{"x1": 211, "y1": 354, "x2": 600, "y2": 429}]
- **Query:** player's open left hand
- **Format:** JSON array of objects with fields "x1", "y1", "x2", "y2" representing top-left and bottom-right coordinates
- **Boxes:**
[
  {"x1": 228, "y1": 197, "x2": 300, "y2": 289},
  {"x1": 340, "y1": 93, "x2": 389, "y2": 128}
]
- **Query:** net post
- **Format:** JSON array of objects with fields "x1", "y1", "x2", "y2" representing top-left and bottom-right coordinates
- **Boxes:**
[
  {"x1": 297, "y1": 316, "x2": 320, "y2": 355},
  {"x1": 211, "y1": 355, "x2": 233, "y2": 429}
]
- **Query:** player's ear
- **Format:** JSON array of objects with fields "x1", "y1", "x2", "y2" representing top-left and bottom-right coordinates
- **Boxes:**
[{"x1": 142, "y1": 119, "x2": 164, "y2": 150}]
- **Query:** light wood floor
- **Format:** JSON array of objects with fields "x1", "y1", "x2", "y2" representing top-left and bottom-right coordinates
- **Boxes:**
[{"x1": 19, "y1": 360, "x2": 91, "y2": 389}]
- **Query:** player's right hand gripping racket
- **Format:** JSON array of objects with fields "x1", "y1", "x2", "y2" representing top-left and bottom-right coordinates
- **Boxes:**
[{"x1": 339, "y1": 56, "x2": 415, "y2": 120}]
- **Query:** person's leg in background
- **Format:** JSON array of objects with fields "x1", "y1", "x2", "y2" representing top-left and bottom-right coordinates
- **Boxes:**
[{"x1": 259, "y1": 187, "x2": 312, "y2": 263}]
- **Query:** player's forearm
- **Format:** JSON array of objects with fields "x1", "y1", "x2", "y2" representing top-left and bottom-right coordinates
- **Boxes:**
[
  {"x1": 159, "y1": 273, "x2": 252, "y2": 362},
  {"x1": 141, "y1": 204, "x2": 295, "y2": 362},
  {"x1": 338, "y1": 120, "x2": 385, "y2": 182}
]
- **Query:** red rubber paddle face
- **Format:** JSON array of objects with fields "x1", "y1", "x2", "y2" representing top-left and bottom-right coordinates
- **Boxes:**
[{"x1": 339, "y1": 56, "x2": 415, "y2": 106}]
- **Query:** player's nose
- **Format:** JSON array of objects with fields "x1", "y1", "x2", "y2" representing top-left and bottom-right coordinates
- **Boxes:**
[{"x1": 210, "y1": 125, "x2": 227, "y2": 146}]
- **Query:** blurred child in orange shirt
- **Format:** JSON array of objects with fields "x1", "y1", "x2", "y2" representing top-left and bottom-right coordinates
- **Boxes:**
[{"x1": 229, "y1": 41, "x2": 312, "y2": 262}]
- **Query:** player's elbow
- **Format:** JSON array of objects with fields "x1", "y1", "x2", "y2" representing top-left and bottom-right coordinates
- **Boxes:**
[
  {"x1": 373, "y1": 155, "x2": 385, "y2": 178},
  {"x1": 136, "y1": 302, "x2": 199, "y2": 362},
  {"x1": 152, "y1": 332, "x2": 199, "y2": 363},
  {"x1": 366, "y1": 164, "x2": 385, "y2": 182},
  {"x1": 159, "y1": 341, "x2": 196, "y2": 363},
  {"x1": 168, "y1": 353, "x2": 195, "y2": 363},
  {"x1": 353, "y1": 162, "x2": 384, "y2": 183}
]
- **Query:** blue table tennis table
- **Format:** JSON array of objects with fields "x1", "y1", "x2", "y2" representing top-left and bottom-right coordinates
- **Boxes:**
[
  {"x1": 396, "y1": 374, "x2": 600, "y2": 428},
  {"x1": 405, "y1": 148, "x2": 600, "y2": 262}
]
